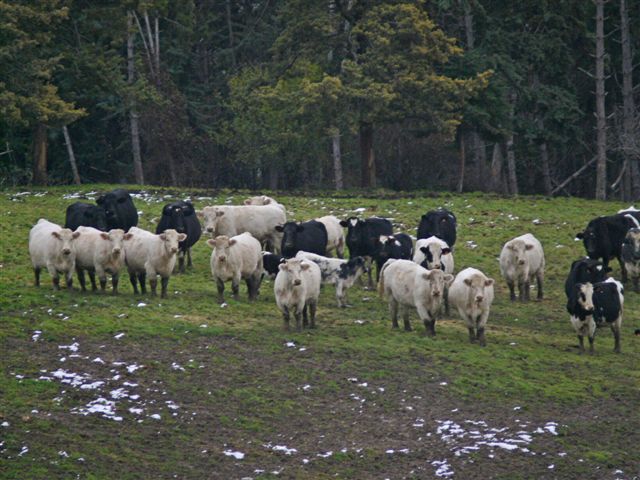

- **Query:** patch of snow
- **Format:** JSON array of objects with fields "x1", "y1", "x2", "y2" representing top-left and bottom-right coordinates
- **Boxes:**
[
  {"x1": 317, "y1": 451, "x2": 333, "y2": 458},
  {"x1": 265, "y1": 443, "x2": 298, "y2": 455},
  {"x1": 32, "y1": 330, "x2": 42, "y2": 342},
  {"x1": 58, "y1": 342, "x2": 79, "y2": 352},
  {"x1": 114, "y1": 333, "x2": 125, "y2": 339},
  {"x1": 223, "y1": 450, "x2": 245, "y2": 460},
  {"x1": 137, "y1": 302, "x2": 147, "y2": 307},
  {"x1": 150, "y1": 414, "x2": 161, "y2": 420},
  {"x1": 431, "y1": 460, "x2": 454, "y2": 477}
]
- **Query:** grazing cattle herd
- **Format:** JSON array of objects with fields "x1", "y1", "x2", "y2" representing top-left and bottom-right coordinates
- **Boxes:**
[{"x1": 28, "y1": 189, "x2": 638, "y2": 353}]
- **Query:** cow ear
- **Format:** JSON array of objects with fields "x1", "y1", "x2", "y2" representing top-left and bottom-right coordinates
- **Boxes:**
[
  {"x1": 124, "y1": 233, "x2": 133, "y2": 241},
  {"x1": 420, "y1": 246, "x2": 429, "y2": 254},
  {"x1": 207, "y1": 238, "x2": 216, "y2": 248},
  {"x1": 159, "y1": 233, "x2": 167, "y2": 241},
  {"x1": 229, "y1": 238, "x2": 237, "y2": 246},
  {"x1": 244, "y1": 199, "x2": 251, "y2": 205},
  {"x1": 51, "y1": 231, "x2": 62, "y2": 239},
  {"x1": 485, "y1": 278, "x2": 494, "y2": 286},
  {"x1": 422, "y1": 272, "x2": 431, "y2": 281},
  {"x1": 278, "y1": 263, "x2": 288, "y2": 271},
  {"x1": 444, "y1": 273, "x2": 454, "y2": 285},
  {"x1": 100, "y1": 232, "x2": 110, "y2": 240},
  {"x1": 463, "y1": 278, "x2": 472, "y2": 286},
  {"x1": 441, "y1": 248, "x2": 451, "y2": 255},
  {"x1": 216, "y1": 210, "x2": 225, "y2": 217},
  {"x1": 72, "y1": 231, "x2": 81, "y2": 239},
  {"x1": 196, "y1": 210, "x2": 204, "y2": 219},
  {"x1": 301, "y1": 263, "x2": 310, "y2": 270},
  {"x1": 339, "y1": 220, "x2": 349, "y2": 227},
  {"x1": 178, "y1": 233, "x2": 187, "y2": 242},
  {"x1": 183, "y1": 204, "x2": 194, "y2": 216},
  {"x1": 275, "y1": 225, "x2": 284, "y2": 232},
  {"x1": 525, "y1": 244, "x2": 534, "y2": 250},
  {"x1": 575, "y1": 232, "x2": 584, "y2": 239},
  {"x1": 506, "y1": 243, "x2": 515, "y2": 250}
]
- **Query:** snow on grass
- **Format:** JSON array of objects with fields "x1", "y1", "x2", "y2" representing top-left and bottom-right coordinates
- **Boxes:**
[
  {"x1": 431, "y1": 459, "x2": 454, "y2": 477},
  {"x1": 223, "y1": 450, "x2": 245, "y2": 460},
  {"x1": 264, "y1": 443, "x2": 298, "y2": 455}
]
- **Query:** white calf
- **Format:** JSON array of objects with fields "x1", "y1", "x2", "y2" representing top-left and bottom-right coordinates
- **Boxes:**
[
  {"x1": 295, "y1": 251, "x2": 367, "y2": 307},
  {"x1": 208, "y1": 232, "x2": 263, "y2": 303},
  {"x1": 124, "y1": 227, "x2": 186, "y2": 298},
  {"x1": 448, "y1": 267, "x2": 495, "y2": 346},
  {"x1": 29, "y1": 219, "x2": 80, "y2": 290},
  {"x1": 499, "y1": 233, "x2": 545, "y2": 301},
  {"x1": 378, "y1": 259, "x2": 453, "y2": 336},
  {"x1": 315, "y1": 215, "x2": 345, "y2": 258},
  {"x1": 274, "y1": 258, "x2": 321, "y2": 331},
  {"x1": 74, "y1": 227, "x2": 132, "y2": 293}
]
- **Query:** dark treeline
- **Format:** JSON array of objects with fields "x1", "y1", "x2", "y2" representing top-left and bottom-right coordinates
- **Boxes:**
[{"x1": 1, "y1": 0, "x2": 639, "y2": 200}]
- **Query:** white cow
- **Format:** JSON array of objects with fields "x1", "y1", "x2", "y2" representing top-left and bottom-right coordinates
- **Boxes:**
[
  {"x1": 198, "y1": 205, "x2": 286, "y2": 253},
  {"x1": 74, "y1": 227, "x2": 132, "y2": 293},
  {"x1": 244, "y1": 195, "x2": 285, "y2": 211},
  {"x1": 413, "y1": 236, "x2": 455, "y2": 315},
  {"x1": 274, "y1": 258, "x2": 321, "y2": 331},
  {"x1": 315, "y1": 215, "x2": 345, "y2": 258},
  {"x1": 123, "y1": 227, "x2": 186, "y2": 298},
  {"x1": 208, "y1": 232, "x2": 263, "y2": 303},
  {"x1": 29, "y1": 219, "x2": 81, "y2": 290},
  {"x1": 448, "y1": 267, "x2": 495, "y2": 346},
  {"x1": 499, "y1": 233, "x2": 545, "y2": 301},
  {"x1": 378, "y1": 259, "x2": 453, "y2": 336},
  {"x1": 295, "y1": 251, "x2": 367, "y2": 307}
]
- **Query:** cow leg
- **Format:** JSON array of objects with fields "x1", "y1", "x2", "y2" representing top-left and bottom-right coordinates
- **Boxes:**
[
  {"x1": 309, "y1": 300, "x2": 317, "y2": 329},
  {"x1": 88, "y1": 269, "x2": 97, "y2": 291},
  {"x1": 468, "y1": 327, "x2": 476, "y2": 344},
  {"x1": 129, "y1": 272, "x2": 139, "y2": 294},
  {"x1": 231, "y1": 276, "x2": 240, "y2": 301},
  {"x1": 76, "y1": 267, "x2": 87, "y2": 292},
  {"x1": 536, "y1": 271, "x2": 544, "y2": 300},
  {"x1": 524, "y1": 280, "x2": 531, "y2": 301},
  {"x1": 618, "y1": 256, "x2": 628, "y2": 282},
  {"x1": 34, "y1": 267, "x2": 41, "y2": 287},
  {"x1": 138, "y1": 272, "x2": 147, "y2": 294},
  {"x1": 160, "y1": 277, "x2": 169, "y2": 298},
  {"x1": 65, "y1": 271, "x2": 74, "y2": 290},
  {"x1": 402, "y1": 307, "x2": 412, "y2": 332},
  {"x1": 216, "y1": 278, "x2": 225, "y2": 304},
  {"x1": 444, "y1": 286, "x2": 450, "y2": 317},
  {"x1": 517, "y1": 280, "x2": 525, "y2": 301},
  {"x1": 282, "y1": 307, "x2": 290, "y2": 331},
  {"x1": 149, "y1": 277, "x2": 158, "y2": 296},
  {"x1": 178, "y1": 253, "x2": 185, "y2": 274},
  {"x1": 477, "y1": 327, "x2": 486, "y2": 347},
  {"x1": 389, "y1": 299, "x2": 399, "y2": 329},
  {"x1": 302, "y1": 304, "x2": 309, "y2": 328},
  {"x1": 245, "y1": 278, "x2": 255, "y2": 301},
  {"x1": 507, "y1": 280, "x2": 516, "y2": 301},
  {"x1": 294, "y1": 308, "x2": 303, "y2": 332},
  {"x1": 611, "y1": 323, "x2": 621, "y2": 353},
  {"x1": 423, "y1": 317, "x2": 436, "y2": 337},
  {"x1": 111, "y1": 273, "x2": 119, "y2": 295},
  {"x1": 577, "y1": 335, "x2": 585, "y2": 353},
  {"x1": 588, "y1": 336, "x2": 595, "y2": 355},
  {"x1": 96, "y1": 267, "x2": 107, "y2": 292}
]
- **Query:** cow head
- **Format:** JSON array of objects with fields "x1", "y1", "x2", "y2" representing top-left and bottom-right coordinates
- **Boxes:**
[
  {"x1": 278, "y1": 258, "x2": 311, "y2": 287},
  {"x1": 276, "y1": 222, "x2": 304, "y2": 256},
  {"x1": 422, "y1": 269, "x2": 454, "y2": 300},
  {"x1": 159, "y1": 229, "x2": 187, "y2": 256},
  {"x1": 99, "y1": 229, "x2": 132, "y2": 258},
  {"x1": 573, "y1": 282, "x2": 594, "y2": 313},
  {"x1": 623, "y1": 228, "x2": 640, "y2": 260},
  {"x1": 506, "y1": 239, "x2": 534, "y2": 267},
  {"x1": 83, "y1": 205, "x2": 108, "y2": 231},
  {"x1": 464, "y1": 274, "x2": 494, "y2": 304},
  {"x1": 340, "y1": 217, "x2": 364, "y2": 246},
  {"x1": 51, "y1": 229, "x2": 81, "y2": 256},
  {"x1": 419, "y1": 239, "x2": 451, "y2": 270},
  {"x1": 199, "y1": 207, "x2": 225, "y2": 235},
  {"x1": 207, "y1": 235, "x2": 237, "y2": 264}
]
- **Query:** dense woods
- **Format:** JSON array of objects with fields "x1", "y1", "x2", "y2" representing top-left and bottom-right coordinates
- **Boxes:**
[{"x1": 1, "y1": 0, "x2": 639, "y2": 199}]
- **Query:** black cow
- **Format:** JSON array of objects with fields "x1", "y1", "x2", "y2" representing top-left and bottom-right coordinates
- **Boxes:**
[
  {"x1": 276, "y1": 220, "x2": 328, "y2": 258},
  {"x1": 564, "y1": 257, "x2": 610, "y2": 299},
  {"x1": 417, "y1": 209, "x2": 457, "y2": 247},
  {"x1": 373, "y1": 233, "x2": 413, "y2": 279},
  {"x1": 262, "y1": 252, "x2": 285, "y2": 278},
  {"x1": 156, "y1": 201, "x2": 202, "y2": 272},
  {"x1": 592, "y1": 280, "x2": 624, "y2": 353},
  {"x1": 96, "y1": 189, "x2": 138, "y2": 231},
  {"x1": 576, "y1": 213, "x2": 640, "y2": 281},
  {"x1": 64, "y1": 202, "x2": 108, "y2": 231},
  {"x1": 339, "y1": 217, "x2": 393, "y2": 287}
]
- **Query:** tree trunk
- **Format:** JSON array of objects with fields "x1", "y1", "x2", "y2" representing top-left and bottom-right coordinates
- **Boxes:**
[
  {"x1": 463, "y1": 0, "x2": 475, "y2": 49},
  {"x1": 62, "y1": 126, "x2": 81, "y2": 185},
  {"x1": 620, "y1": 0, "x2": 639, "y2": 200},
  {"x1": 360, "y1": 122, "x2": 376, "y2": 188},
  {"x1": 457, "y1": 131, "x2": 466, "y2": 193},
  {"x1": 540, "y1": 141, "x2": 552, "y2": 195},
  {"x1": 506, "y1": 137, "x2": 518, "y2": 195},
  {"x1": 225, "y1": 0, "x2": 237, "y2": 69},
  {"x1": 490, "y1": 143, "x2": 503, "y2": 193},
  {"x1": 331, "y1": 128, "x2": 343, "y2": 190},
  {"x1": 32, "y1": 123, "x2": 48, "y2": 186},
  {"x1": 594, "y1": 0, "x2": 607, "y2": 200},
  {"x1": 128, "y1": 12, "x2": 144, "y2": 185}
]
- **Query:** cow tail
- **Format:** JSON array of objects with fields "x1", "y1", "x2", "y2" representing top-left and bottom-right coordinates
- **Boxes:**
[{"x1": 378, "y1": 262, "x2": 388, "y2": 298}]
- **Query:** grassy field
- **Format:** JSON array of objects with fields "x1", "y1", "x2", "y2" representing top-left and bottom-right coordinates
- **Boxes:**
[{"x1": 1, "y1": 185, "x2": 639, "y2": 479}]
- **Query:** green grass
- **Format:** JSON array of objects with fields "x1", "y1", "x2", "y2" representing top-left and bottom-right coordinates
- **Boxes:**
[{"x1": 1, "y1": 185, "x2": 639, "y2": 479}]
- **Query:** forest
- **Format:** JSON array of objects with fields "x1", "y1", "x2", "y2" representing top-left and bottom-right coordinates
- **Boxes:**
[{"x1": 1, "y1": 0, "x2": 639, "y2": 200}]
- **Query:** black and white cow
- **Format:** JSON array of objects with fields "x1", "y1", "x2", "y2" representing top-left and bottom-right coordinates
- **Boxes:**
[
  {"x1": 592, "y1": 279, "x2": 624, "y2": 353},
  {"x1": 340, "y1": 217, "x2": 393, "y2": 287},
  {"x1": 417, "y1": 209, "x2": 457, "y2": 247},
  {"x1": 65, "y1": 202, "x2": 108, "y2": 232},
  {"x1": 567, "y1": 282, "x2": 596, "y2": 354},
  {"x1": 262, "y1": 252, "x2": 285, "y2": 278},
  {"x1": 276, "y1": 220, "x2": 328, "y2": 258},
  {"x1": 295, "y1": 251, "x2": 368, "y2": 307},
  {"x1": 96, "y1": 189, "x2": 138, "y2": 231},
  {"x1": 575, "y1": 213, "x2": 640, "y2": 281},
  {"x1": 564, "y1": 257, "x2": 610, "y2": 299},
  {"x1": 373, "y1": 233, "x2": 413, "y2": 280},
  {"x1": 156, "y1": 201, "x2": 202, "y2": 272}
]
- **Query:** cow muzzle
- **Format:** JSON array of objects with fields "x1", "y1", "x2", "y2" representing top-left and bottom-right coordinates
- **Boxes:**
[
  {"x1": 475, "y1": 296, "x2": 484, "y2": 303},
  {"x1": 112, "y1": 248, "x2": 121, "y2": 256},
  {"x1": 206, "y1": 227, "x2": 214, "y2": 233},
  {"x1": 518, "y1": 259, "x2": 525, "y2": 265},
  {"x1": 62, "y1": 248, "x2": 71, "y2": 256},
  {"x1": 170, "y1": 247, "x2": 178, "y2": 254},
  {"x1": 293, "y1": 279, "x2": 301, "y2": 286}
]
